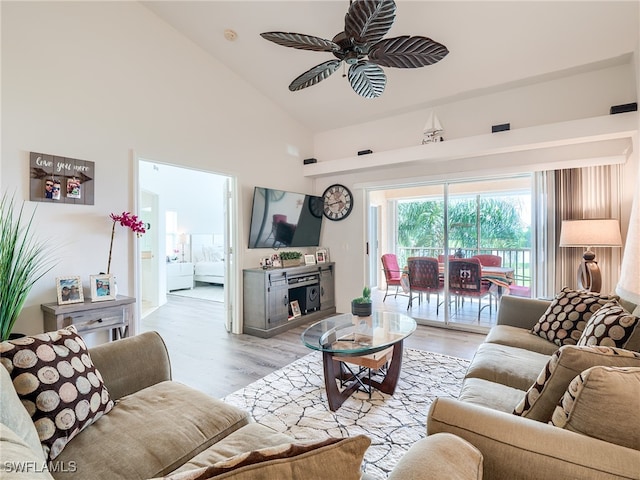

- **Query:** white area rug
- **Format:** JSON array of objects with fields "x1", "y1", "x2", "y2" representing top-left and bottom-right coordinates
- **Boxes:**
[{"x1": 223, "y1": 348, "x2": 469, "y2": 478}]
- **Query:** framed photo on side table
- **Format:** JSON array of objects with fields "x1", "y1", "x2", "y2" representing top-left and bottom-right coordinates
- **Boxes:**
[
  {"x1": 56, "y1": 276, "x2": 84, "y2": 305},
  {"x1": 290, "y1": 300, "x2": 302, "y2": 319},
  {"x1": 90, "y1": 274, "x2": 116, "y2": 302}
]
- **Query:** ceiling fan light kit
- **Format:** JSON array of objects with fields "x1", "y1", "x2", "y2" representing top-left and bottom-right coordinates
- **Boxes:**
[{"x1": 260, "y1": 0, "x2": 448, "y2": 99}]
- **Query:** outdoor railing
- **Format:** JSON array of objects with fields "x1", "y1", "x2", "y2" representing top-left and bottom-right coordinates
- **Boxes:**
[{"x1": 398, "y1": 247, "x2": 532, "y2": 287}]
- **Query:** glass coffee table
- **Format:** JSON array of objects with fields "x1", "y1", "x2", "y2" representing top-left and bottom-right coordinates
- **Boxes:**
[{"x1": 301, "y1": 311, "x2": 417, "y2": 411}]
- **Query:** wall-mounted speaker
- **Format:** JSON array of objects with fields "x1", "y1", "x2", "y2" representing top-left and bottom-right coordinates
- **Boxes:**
[
  {"x1": 492, "y1": 123, "x2": 510, "y2": 133},
  {"x1": 610, "y1": 103, "x2": 637, "y2": 115}
]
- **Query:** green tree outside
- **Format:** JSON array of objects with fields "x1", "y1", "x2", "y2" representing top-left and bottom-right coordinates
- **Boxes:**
[{"x1": 396, "y1": 194, "x2": 530, "y2": 268}]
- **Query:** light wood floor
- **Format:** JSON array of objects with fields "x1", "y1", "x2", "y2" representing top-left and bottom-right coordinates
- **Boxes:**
[{"x1": 140, "y1": 294, "x2": 486, "y2": 399}]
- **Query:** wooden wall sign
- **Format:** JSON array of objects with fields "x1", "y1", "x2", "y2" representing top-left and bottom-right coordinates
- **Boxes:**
[{"x1": 30, "y1": 152, "x2": 95, "y2": 205}]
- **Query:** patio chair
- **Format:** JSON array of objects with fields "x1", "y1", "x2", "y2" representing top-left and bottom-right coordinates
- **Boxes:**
[
  {"x1": 448, "y1": 258, "x2": 492, "y2": 322},
  {"x1": 381, "y1": 254, "x2": 403, "y2": 302},
  {"x1": 471, "y1": 254, "x2": 503, "y2": 309},
  {"x1": 508, "y1": 284, "x2": 531, "y2": 297},
  {"x1": 407, "y1": 257, "x2": 443, "y2": 312},
  {"x1": 437, "y1": 254, "x2": 455, "y2": 264},
  {"x1": 471, "y1": 254, "x2": 502, "y2": 267}
]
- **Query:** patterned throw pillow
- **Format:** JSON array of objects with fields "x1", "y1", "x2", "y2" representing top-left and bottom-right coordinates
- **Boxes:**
[
  {"x1": 550, "y1": 366, "x2": 640, "y2": 450},
  {"x1": 152, "y1": 435, "x2": 371, "y2": 480},
  {"x1": 531, "y1": 287, "x2": 616, "y2": 346},
  {"x1": 577, "y1": 300, "x2": 639, "y2": 349},
  {"x1": 513, "y1": 345, "x2": 640, "y2": 422},
  {"x1": 0, "y1": 326, "x2": 114, "y2": 460}
]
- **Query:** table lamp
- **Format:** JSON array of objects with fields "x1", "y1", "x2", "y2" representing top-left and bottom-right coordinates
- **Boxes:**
[
  {"x1": 559, "y1": 219, "x2": 622, "y2": 292},
  {"x1": 179, "y1": 233, "x2": 187, "y2": 263}
]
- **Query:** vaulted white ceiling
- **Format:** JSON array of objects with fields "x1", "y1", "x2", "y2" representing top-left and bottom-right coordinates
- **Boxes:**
[{"x1": 143, "y1": 1, "x2": 639, "y2": 134}]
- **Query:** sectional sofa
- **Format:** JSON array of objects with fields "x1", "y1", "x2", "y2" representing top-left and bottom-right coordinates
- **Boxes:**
[
  {"x1": 1, "y1": 326, "x2": 482, "y2": 480},
  {"x1": 427, "y1": 293, "x2": 640, "y2": 479}
]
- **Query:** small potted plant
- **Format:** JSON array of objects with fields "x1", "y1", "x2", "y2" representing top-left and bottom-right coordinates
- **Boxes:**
[
  {"x1": 351, "y1": 286, "x2": 372, "y2": 317},
  {"x1": 279, "y1": 251, "x2": 303, "y2": 268}
]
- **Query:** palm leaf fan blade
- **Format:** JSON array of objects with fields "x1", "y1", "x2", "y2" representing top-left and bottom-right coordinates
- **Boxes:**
[
  {"x1": 348, "y1": 61, "x2": 386, "y2": 98},
  {"x1": 289, "y1": 60, "x2": 341, "y2": 91},
  {"x1": 260, "y1": 32, "x2": 339, "y2": 52},
  {"x1": 344, "y1": 0, "x2": 396, "y2": 46},
  {"x1": 369, "y1": 36, "x2": 449, "y2": 68}
]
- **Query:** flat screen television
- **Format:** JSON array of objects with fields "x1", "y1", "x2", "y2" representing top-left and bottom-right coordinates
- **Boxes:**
[{"x1": 248, "y1": 187, "x2": 324, "y2": 249}]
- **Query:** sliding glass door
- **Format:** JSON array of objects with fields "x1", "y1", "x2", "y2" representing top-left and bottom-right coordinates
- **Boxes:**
[{"x1": 371, "y1": 175, "x2": 532, "y2": 332}]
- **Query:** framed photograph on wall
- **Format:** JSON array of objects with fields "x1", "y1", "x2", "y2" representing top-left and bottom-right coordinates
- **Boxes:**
[
  {"x1": 290, "y1": 300, "x2": 302, "y2": 319},
  {"x1": 56, "y1": 276, "x2": 84, "y2": 305},
  {"x1": 304, "y1": 254, "x2": 316, "y2": 265},
  {"x1": 315, "y1": 248, "x2": 328, "y2": 264},
  {"x1": 90, "y1": 274, "x2": 116, "y2": 302}
]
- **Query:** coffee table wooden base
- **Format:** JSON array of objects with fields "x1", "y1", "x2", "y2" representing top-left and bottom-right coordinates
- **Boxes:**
[{"x1": 322, "y1": 340, "x2": 405, "y2": 411}]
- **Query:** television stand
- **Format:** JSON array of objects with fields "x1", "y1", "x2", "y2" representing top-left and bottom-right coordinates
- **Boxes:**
[{"x1": 243, "y1": 262, "x2": 336, "y2": 338}]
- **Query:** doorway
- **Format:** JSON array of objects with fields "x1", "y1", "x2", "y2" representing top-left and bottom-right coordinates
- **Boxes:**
[{"x1": 137, "y1": 159, "x2": 236, "y2": 332}]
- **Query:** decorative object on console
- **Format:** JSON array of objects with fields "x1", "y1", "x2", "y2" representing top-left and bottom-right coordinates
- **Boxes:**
[
  {"x1": 279, "y1": 251, "x2": 303, "y2": 268},
  {"x1": 107, "y1": 212, "x2": 146, "y2": 274},
  {"x1": 260, "y1": 0, "x2": 448, "y2": 98},
  {"x1": 559, "y1": 218, "x2": 622, "y2": 292},
  {"x1": 56, "y1": 276, "x2": 84, "y2": 305},
  {"x1": 0, "y1": 194, "x2": 56, "y2": 341},
  {"x1": 351, "y1": 286, "x2": 372, "y2": 317},
  {"x1": 304, "y1": 254, "x2": 316, "y2": 265},
  {"x1": 422, "y1": 111, "x2": 444, "y2": 144},
  {"x1": 90, "y1": 273, "x2": 116, "y2": 302},
  {"x1": 322, "y1": 184, "x2": 353, "y2": 221},
  {"x1": 315, "y1": 248, "x2": 328, "y2": 264}
]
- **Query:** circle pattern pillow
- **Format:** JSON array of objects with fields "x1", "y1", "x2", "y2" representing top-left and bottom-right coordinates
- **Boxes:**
[
  {"x1": 577, "y1": 299, "x2": 639, "y2": 348},
  {"x1": 0, "y1": 326, "x2": 114, "y2": 460},
  {"x1": 531, "y1": 287, "x2": 617, "y2": 346}
]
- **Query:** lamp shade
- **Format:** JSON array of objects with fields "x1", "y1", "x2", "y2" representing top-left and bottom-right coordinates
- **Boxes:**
[{"x1": 559, "y1": 219, "x2": 622, "y2": 248}]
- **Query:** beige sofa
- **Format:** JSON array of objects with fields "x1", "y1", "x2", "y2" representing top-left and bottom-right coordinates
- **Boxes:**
[
  {"x1": 1, "y1": 328, "x2": 483, "y2": 480},
  {"x1": 427, "y1": 294, "x2": 640, "y2": 479}
]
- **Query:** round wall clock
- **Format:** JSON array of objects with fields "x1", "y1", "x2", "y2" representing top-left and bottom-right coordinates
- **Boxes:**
[{"x1": 322, "y1": 184, "x2": 353, "y2": 221}]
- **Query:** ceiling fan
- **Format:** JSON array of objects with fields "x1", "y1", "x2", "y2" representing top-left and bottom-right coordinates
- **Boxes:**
[{"x1": 260, "y1": 0, "x2": 448, "y2": 99}]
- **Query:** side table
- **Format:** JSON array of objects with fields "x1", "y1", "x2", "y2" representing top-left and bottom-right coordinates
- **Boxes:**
[{"x1": 41, "y1": 295, "x2": 135, "y2": 340}]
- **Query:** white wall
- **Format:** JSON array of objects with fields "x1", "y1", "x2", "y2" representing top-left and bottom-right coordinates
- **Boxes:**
[
  {"x1": 1, "y1": 1, "x2": 314, "y2": 336},
  {"x1": 139, "y1": 160, "x2": 226, "y2": 236}
]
